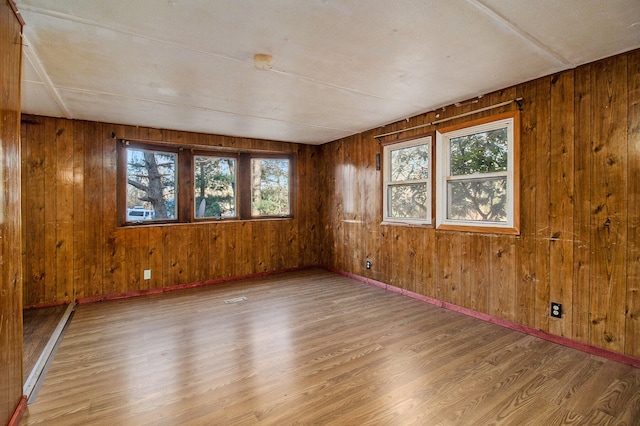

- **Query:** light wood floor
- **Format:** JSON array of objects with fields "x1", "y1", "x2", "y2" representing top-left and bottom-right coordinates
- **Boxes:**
[{"x1": 20, "y1": 269, "x2": 640, "y2": 425}]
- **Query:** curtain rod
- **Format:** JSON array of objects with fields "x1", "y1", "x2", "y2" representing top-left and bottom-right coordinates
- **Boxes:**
[
  {"x1": 374, "y1": 98, "x2": 523, "y2": 139},
  {"x1": 117, "y1": 138, "x2": 284, "y2": 155}
]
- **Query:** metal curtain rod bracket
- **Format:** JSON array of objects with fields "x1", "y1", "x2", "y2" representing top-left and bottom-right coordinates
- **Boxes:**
[{"x1": 374, "y1": 97, "x2": 523, "y2": 140}]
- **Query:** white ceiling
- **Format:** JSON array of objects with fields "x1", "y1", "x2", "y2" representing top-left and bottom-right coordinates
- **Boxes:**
[{"x1": 16, "y1": 0, "x2": 640, "y2": 145}]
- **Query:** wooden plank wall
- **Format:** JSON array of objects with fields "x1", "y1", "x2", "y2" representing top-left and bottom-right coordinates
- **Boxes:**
[
  {"x1": 320, "y1": 49, "x2": 640, "y2": 360},
  {"x1": 21, "y1": 117, "x2": 322, "y2": 306},
  {"x1": 0, "y1": 0, "x2": 24, "y2": 424}
]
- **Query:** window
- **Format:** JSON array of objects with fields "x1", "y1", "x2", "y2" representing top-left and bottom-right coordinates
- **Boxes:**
[
  {"x1": 125, "y1": 147, "x2": 178, "y2": 223},
  {"x1": 118, "y1": 140, "x2": 293, "y2": 225},
  {"x1": 435, "y1": 111, "x2": 520, "y2": 234},
  {"x1": 382, "y1": 136, "x2": 432, "y2": 225},
  {"x1": 251, "y1": 158, "x2": 291, "y2": 217},
  {"x1": 194, "y1": 155, "x2": 237, "y2": 219}
]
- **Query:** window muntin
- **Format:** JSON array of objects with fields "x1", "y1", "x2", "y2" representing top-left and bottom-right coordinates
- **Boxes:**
[
  {"x1": 436, "y1": 112, "x2": 519, "y2": 233},
  {"x1": 250, "y1": 158, "x2": 291, "y2": 217},
  {"x1": 194, "y1": 155, "x2": 237, "y2": 219},
  {"x1": 383, "y1": 136, "x2": 432, "y2": 224},
  {"x1": 125, "y1": 148, "x2": 177, "y2": 223}
]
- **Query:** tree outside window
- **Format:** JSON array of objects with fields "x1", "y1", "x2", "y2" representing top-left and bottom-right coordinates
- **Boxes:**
[
  {"x1": 194, "y1": 155, "x2": 236, "y2": 218},
  {"x1": 447, "y1": 127, "x2": 508, "y2": 222},
  {"x1": 126, "y1": 148, "x2": 177, "y2": 222},
  {"x1": 251, "y1": 158, "x2": 290, "y2": 216}
]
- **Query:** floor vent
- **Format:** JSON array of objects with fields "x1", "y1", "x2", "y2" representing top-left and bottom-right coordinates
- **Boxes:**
[{"x1": 224, "y1": 296, "x2": 248, "y2": 304}]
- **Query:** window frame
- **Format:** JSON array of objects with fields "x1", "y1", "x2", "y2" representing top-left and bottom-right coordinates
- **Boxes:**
[
  {"x1": 118, "y1": 141, "x2": 185, "y2": 225},
  {"x1": 382, "y1": 135, "x2": 433, "y2": 226},
  {"x1": 117, "y1": 140, "x2": 294, "y2": 226},
  {"x1": 435, "y1": 111, "x2": 520, "y2": 235}
]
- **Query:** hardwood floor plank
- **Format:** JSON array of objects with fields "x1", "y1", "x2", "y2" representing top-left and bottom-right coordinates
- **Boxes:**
[
  {"x1": 20, "y1": 269, "x2": 640, "y2": 425},
  {"x1": 545, "y1": 355, "x2": 605, "y2": 407},
  {"x1": 468, "y1": 372, "x2": 558, "y2": 425},
  {"x1": 590, "y1": 370, "x2": 640, "y2": 417},
  {"x1": 539, "y1": 408, "x2": 585, "y2": 426},
  {"x1": 616, "y1": 388, "x2": 640, "y2": 425}
]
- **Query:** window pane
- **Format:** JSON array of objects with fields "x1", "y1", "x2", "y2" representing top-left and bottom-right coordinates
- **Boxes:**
[
  {"x1": 194, "y1": 156, "x2": 236, "y2": 218},
  {"x1": 251, "y1": 158, "x2": 290, "y2": 216},
  {"x1": 126, "y1": 148, "x2": 177, "y2": 221},
  {"x1": 447, "y1": 177, "x2": 507, "y2": 222},
  {"x1": 450, "y1": 128, "x2": 507, "y2": 176},
  {"x1": 388, "y1": 183, "x2": 428, "y2": 219},
  {"x1": 390, "y1": 144, "x2": 430, "y2": 181}
]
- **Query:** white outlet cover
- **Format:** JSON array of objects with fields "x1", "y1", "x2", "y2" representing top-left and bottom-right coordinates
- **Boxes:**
[{"x1": 144, "y1": 269, "x2": 151, "y2": 280}]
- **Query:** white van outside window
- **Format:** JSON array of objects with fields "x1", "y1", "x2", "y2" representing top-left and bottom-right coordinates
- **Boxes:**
[{"x1": 126, "y1": 206, "x2": 155, "y2": 222}]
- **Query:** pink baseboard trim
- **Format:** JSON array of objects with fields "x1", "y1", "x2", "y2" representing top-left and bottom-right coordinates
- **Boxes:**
[
  {"x1": 76, "y1": 265, "x2": 320, "y2": 305},
  {"x1": 23, "y1": 300, "x2": 71, "y2": 310},
  {"x1": 329, "y1": 267, "x2": 640, "y2": 369},
  {"x1": 8, "y1": 395, "x2": 27, "y2": 426}
]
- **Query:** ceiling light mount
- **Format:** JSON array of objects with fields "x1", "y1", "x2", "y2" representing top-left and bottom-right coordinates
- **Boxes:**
[{"x1": 254, "y1": 53, "x2": 273, "y2": 70}]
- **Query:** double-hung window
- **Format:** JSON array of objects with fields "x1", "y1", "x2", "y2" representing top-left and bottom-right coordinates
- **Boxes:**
[
  {"x1": 435, "y1": 111, "x2": 520, "y2": 234},
  {"x1": 383, "y1": 136, "x2": 432, "y2": 225}
]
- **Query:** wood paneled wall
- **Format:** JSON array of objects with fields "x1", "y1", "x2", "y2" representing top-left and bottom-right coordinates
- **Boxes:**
[
  {"x1": 320, "y1": 49, "x2": 640, "y2": 359},
  {"x1": 21, "y1": 117, "x2": 322, "y2": 306},
  {"x1": 1, "y1": 0, "x2": 23, "y2": 424}
]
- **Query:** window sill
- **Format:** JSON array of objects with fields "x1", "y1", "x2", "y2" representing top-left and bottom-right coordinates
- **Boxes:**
[
  {"x1": 118, "y1": 217, "x2": 294, "y2": 229},
  {"x1": 436, "y1": 223, "x2": 520, "y2": 236},
  {"x1": 380, "y1": 221, "x2": 433, "y2": 228}
]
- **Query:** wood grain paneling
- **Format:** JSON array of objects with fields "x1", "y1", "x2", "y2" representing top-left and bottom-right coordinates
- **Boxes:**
[
  {"x1": 1, "y1": 1, "x2": 23, "y2": 424},
  {"x1": 468, "y1": 234, "x2": 489, "y2": 313},
  {"x1": 21, "y1": 117, "x2": 323, "y2": 308},
  {"x1": 514, "y1": 80, "x2": 538, "y2": 328},
  {"x1": 320, "y1": 49, "x2": 640, "y2": 360},
  {"x1": 549, "y1": 71, "x2": 575, "y2": 338},
  {"x1": 534, "y1": 76, "x2": 552, "y2": 332},
  {"x1": 490, "y1": 235, "x2": 516, "y2": 321},
  {"x1": 627, "y1": 51, "x2": 640, "y2": 357},
  {"x1": 590, "y1": 55, "x2": 628, "y2": 353},
  {"x1": 84, "y1": 122, "x2": 104, "y2": 299},
  {"x1": 573, "y1": 64, "x2": 592, "y2": 344},
  {"x1": 43, "y1": 119, "x2": 56, "y2": 303},
  {"x1": 55, "y1": 120, "x2": 74, "y2": 302},
  {"x1": 23, "y1": 116, "x2": 45, "y2": 305}
]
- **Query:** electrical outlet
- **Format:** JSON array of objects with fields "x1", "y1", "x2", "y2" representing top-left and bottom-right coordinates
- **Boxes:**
[
  {"x1": 144, "y1": 269, "x2": 151, "y2": 280},
  {"x1": 551, "y1": 302, "x2": 562, "y2": 318},
  {"x1": 365, "y1": 260, "x2": 372, "y2": 269}
]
